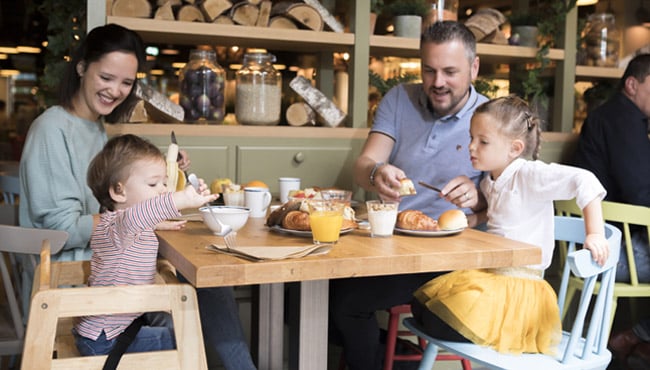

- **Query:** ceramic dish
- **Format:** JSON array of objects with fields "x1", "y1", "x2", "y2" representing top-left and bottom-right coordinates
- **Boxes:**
[
  {"x1": 394, "y1": 227, "x2": 465, "y2": 237},
  {"x1": 269, "y1": 225, "x2": 355, "y2": 237}
]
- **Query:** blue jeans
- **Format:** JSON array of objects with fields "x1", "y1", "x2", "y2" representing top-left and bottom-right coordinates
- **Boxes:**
[
  {"x1": 74, "y1": 312, "x2": 175, "y2": 355},
  {"x1": 176, "y1": 274, "x2": 256, "y2": 370}
]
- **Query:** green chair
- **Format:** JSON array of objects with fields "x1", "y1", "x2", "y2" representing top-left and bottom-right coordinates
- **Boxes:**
[{"x1": 555, "y1": 200, "x2": 650, "y2": 329}]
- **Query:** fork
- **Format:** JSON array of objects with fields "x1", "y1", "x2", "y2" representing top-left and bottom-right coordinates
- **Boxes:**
[{"x1": 224, "y1": 231, "x2": 238, "y2": 251}]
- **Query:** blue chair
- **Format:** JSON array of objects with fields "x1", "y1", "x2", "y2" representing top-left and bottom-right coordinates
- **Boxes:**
[{"x1": 402, "y1": 216, "x2": 621, "y2": 370}]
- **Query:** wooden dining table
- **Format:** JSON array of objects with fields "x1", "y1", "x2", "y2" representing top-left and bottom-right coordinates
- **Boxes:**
[{"x1": 156, "y1": 216, "x2": 541, "y2": 370}]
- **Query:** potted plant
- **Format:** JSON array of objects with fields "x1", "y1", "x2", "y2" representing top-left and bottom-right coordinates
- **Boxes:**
[
  {"x1": 510, "y1": 0, "x2": 577, "y2": 109},
  {"x1": 370, "y1": 0, "x2": 384, "y2": 34},
  {"x1": 508, "y1": 11, "x2": 541, "y2": 47},
  {"x1": 386, "y1": 0, "x2": 429, "y2": 38}
]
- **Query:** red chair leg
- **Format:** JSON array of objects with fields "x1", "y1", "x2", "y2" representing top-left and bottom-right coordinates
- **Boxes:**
[{"x1": 383, "y1": 304, "x2": 473, "y2": 370}]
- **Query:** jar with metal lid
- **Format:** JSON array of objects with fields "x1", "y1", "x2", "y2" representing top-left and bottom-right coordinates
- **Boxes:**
[
  {"x1": 236, "y1": 52, "x2": 282, "y2": 126},
  {"x1": 581, "y1": 13, "x2": 620, "y2": 67},
  {"x1": 179, "y1": 49, "x2": 225, "y2": 124}
]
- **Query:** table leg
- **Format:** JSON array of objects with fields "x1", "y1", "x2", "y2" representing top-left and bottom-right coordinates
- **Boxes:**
[
  {"x1": 289, "y1": 279, "x2": 329, "y2": 370},
  {"x1": 257, "y1": 283, "x2": 284, "y2": 370}
]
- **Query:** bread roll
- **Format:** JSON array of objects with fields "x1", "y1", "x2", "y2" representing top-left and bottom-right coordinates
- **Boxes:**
[
  {"x1": 282, "y1": 210, "x2": 311, "y2": 231},
  {"x1": 266, "y1": 200, "x2": 301, "y2": 226},
  {"x1": 396, "y1": 210, "x2": 438, "y2": 231},
  {"x1": 438, "y1": 209, "x2": 468, "y2": 230},
  {"x1": 398, "y1": 178, "x2": 416, "y2": 196},
  {"x1": 276, "y1": 204, "x2": 357, "y2": 231}
]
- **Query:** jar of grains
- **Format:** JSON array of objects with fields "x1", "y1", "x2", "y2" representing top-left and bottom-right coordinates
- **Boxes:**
[
  {"x1": 179, "y1": 49, "x2": 225, "y2": 124},
  {"x1": 581, "y1": 13, "x2": 620, "y2": 67},
  {"x1": 236, "y1": 52, "x2": 282, "y2": 126}
]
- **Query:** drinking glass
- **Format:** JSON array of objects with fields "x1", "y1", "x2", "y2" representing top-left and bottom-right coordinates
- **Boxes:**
[
  {"x1": 366, "y1": 200, "x2": 398, "y2": 237},
  {"x1": 307, "y1": 199, "x2": 345, "y2": 244}
]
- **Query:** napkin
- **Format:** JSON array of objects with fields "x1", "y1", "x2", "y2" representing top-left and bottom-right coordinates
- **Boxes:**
[{"x1": 206, "y1": 244, "x2": 332, "y2": 262}]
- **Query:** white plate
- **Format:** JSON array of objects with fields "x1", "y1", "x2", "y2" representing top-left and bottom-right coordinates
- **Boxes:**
[
  {"x1": 394, "y1": 227, "x2": 466, "y2": 237},
  {"x1": 270, "y1": 225, "x2": 355, "y2": 237}
]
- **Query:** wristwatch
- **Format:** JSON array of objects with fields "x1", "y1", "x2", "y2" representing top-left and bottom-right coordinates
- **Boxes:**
[{"x1": 369, "y1": 162, "x2": 385, "y2": 186}]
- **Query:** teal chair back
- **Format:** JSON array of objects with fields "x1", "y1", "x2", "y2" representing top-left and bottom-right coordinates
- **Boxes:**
[{"x1": 403, "y1": 216, "x2": 621, "y2": 369}]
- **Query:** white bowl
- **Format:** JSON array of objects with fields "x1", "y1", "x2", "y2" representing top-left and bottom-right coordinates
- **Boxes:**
[{"x1": 200, "y1": 206, "x2": 250, "y2": 234}]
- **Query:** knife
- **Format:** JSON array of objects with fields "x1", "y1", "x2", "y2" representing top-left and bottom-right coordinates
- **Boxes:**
[
  {"x1": 171, "y1": 131, "x2": 183, "y2": 162},
  {"x1": 171, "y1": 131, "x2": 188, "y2": 180},
  {"x1": 418, "y1": 181, "x2": 444, "y2": 194}
]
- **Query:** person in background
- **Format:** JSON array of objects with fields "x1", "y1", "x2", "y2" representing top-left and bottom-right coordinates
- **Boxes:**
[
  {"x1": 413, "y1": 95, "x2": 608, "y2": 356},
  {"x1": 75, "y1": 134, "x2": 216, "y2": 356},
  {"x1": 19, "y1": 24, "x2": 256, "y2": 369},
  {"x1": 573, "y1": 53, "x2": 650, "y2": 369},
  {"x1": 330, "y1": 21, "x2": 488, "y2": 370}
]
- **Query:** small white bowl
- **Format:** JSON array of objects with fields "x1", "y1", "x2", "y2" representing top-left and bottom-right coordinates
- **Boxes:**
[{"x1": 200, "y1": 206, "x2": 250, "y2": 234}]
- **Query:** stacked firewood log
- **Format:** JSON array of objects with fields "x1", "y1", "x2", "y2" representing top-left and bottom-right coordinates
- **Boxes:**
[{"x1": 109, "y1": 0, "x2": 344, "y2": 32}]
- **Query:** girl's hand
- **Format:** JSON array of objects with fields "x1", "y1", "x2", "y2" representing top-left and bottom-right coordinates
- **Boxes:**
[
  {"x1": 584, "y1": 233, "x2": 609, "y2": 266},
  {"x1": 155, "y1": 220, "x2": 187, "y2": 230}
]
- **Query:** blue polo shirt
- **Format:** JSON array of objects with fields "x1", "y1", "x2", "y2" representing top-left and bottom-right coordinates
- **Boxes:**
[{"x1": 371, "y1": 83, "x2": 488, "y2": 218}]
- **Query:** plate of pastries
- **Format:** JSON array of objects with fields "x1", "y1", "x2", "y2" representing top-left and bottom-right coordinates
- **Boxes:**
[
  {"x1": 266, "y1": 188, "x2": 358, "y2": 237},
  {"x1": 394, "y1": 209, "x2": 468, "y2": 237}
]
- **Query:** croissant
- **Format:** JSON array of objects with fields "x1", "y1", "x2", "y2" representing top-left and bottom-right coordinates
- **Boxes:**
[
  {"x1": 282, "y1": 210, "x2": 312, "y2": 231},
  {"x1": 266, "y1": 200, "x2": 301, "y2": 227},
  {"x1": 396, "y1": 210, "x2": 439, "y2": 231}
]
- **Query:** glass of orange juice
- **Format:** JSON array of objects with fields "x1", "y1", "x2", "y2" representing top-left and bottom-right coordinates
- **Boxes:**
[{"x1": 307, "y1": 199, "x2": 345, "y2": 244}]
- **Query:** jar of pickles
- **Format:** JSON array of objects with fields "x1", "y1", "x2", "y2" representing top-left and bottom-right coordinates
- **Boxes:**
[
  {"x1": 581, "y1": 13, "x2": 620, "y2": 67},
  {"x1": 235, "y1": 52, "x2": 282, "y2": 126},
  {"x1": 179, "y1": 49, "x2": 225, "y2": 124}
]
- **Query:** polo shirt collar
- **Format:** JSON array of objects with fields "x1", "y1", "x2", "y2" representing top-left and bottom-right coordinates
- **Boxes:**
[{"x1": 418, "y1": 85, "x2": 481, "y2": 122}]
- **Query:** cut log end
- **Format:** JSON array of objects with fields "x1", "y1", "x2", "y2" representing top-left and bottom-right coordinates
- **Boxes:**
[{"x1": 111, "y1": 0, "x2": 151, "y2": 17}]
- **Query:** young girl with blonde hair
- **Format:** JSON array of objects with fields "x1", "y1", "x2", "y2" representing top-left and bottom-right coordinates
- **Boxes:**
[{"x1": 412, "y1": 95, "x2": 610, "y2": 355}]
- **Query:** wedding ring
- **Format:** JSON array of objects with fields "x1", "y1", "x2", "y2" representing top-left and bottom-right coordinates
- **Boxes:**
[{"x1": 464, "y1": 192, "x2": 469, "y2": 200}]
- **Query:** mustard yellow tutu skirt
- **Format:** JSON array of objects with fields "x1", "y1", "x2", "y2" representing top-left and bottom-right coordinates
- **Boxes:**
[{"x1": 413, "y1": 268, "x2": 561, "y2": 355}]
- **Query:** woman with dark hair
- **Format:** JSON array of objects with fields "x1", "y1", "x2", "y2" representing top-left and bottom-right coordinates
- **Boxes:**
[{"x1": 19, "y1": 24, "x2": 256, "y2": 369}]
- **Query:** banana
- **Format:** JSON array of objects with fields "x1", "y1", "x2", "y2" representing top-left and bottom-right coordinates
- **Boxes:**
[{"x1": 166, "y1": 143, "x2": 179, "y2": 192}]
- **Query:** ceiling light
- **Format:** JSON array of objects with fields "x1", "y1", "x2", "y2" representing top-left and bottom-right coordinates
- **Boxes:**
[
  {"x1": 0, "y1": 47, "x2": 18, "y2": 54},
  {"x1": 577, "y1": 0, "x2": 598, "y2": 6},
  {"x1": 161, "y1": 48, "x2": 179, "y2": 56},
  {"x1": 0, "y1": 70, "x2": 20, "y2": 77},
  {"x1": 16, "y1": 46, "x2": 41, "y2": 54}
]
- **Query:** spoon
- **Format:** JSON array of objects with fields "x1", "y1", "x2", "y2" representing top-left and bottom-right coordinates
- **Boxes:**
[{"x1": 190, "y1": 173, "x2": 232, "y2": 236}]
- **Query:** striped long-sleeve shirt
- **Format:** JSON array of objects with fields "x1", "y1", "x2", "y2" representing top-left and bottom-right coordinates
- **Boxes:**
[{"x1": 74, "y1": 193, "x2": 181, "y2": 340}]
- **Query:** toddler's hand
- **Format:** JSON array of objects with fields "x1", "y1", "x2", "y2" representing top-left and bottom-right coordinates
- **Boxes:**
[
  {"x1": 175, "y1": 182, "x2": 218, "y2": 210},
  {"x1": 155, "y1": 220, "x2": 187, "y2": 231},
  {"x1": 584, "y1": 233, "x2": 609, "y2": 266}
]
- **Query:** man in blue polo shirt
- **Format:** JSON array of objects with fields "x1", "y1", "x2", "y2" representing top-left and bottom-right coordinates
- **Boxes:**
[{"x1": 330, "y1": 21, "x2": 488, "y2": 370}]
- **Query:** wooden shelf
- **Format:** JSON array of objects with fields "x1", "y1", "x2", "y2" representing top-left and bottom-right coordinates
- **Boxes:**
[
  {"x1": 369, "y1": 35, "x2": 564, "y2": 62},
  {"x1": 575, "y1": 65, "x2": 623, "y2": 80},
  {"x1": 107, "y1": 16, "x2": 355, "y2": 52}
]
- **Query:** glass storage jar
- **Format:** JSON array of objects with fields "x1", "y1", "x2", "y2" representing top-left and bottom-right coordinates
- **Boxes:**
[
  {"x1": 581, "y1": 13, "x2": 620, "y2": 67},
  {"x1": 179, "y1": 49, "x2": 225, "y2": 124},
  {"x1": 236, "y1": 52, "x2": 282, "y2": 126}
]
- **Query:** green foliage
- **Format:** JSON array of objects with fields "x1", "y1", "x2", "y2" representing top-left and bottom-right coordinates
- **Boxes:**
[
  {"x1": 369, "y1": 71, "x2": 419, "y2": 96},
  {"x1": 385, "y1": 0, "x2": 430, "y2": 17},
  {"x1": 474, "y1": 78, "x2": 499, "y2": 98},
  {"x1": 371, "y1": 0, "x2": 385, "y2": 14},
  {"x1": 37, "y1": 0, "x2": 86, "y2": 107},
  {"x1": 508, "y1": 12, "x2": 541, "y2": 27},
  {"x1": 517, "y1": 0, "x2": 577, "y2": 102}
]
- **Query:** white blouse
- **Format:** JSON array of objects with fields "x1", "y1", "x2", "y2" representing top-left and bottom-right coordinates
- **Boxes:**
[{"x1": 481, "y1": 158, "x2": 606, "y2": 270}]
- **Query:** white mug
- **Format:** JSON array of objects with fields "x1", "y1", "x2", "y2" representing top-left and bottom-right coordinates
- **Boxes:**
[
  {"x1": 278, "y1": 177, "x2": 301, "y2": 203},
  {"x1": 244, "y1": 187, "x2": 272, "y2": 218}
]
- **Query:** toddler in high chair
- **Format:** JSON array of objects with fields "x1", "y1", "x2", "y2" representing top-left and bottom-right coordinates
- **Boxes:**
[
  {"x1": 73, "y1": 134, "x2": 216, "y2": 356},
  {"x1": 412, "y1": 95, "x2": 610, "y2": 355}
]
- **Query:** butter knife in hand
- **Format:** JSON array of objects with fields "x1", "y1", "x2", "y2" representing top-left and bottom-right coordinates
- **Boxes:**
[{"x1": 171, "y1": 131, "x2": 183, "y2": 162}]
